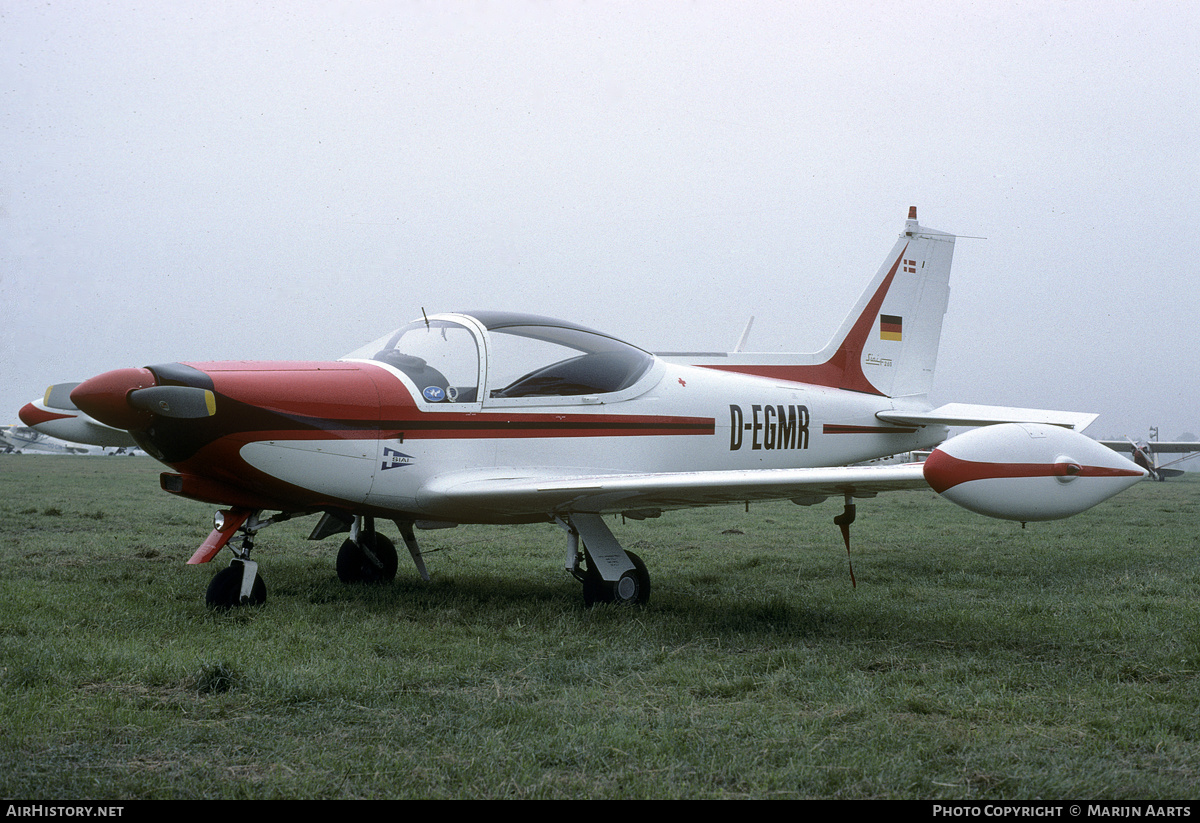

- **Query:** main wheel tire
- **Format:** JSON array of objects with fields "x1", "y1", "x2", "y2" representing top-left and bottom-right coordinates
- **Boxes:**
[
  {"x1": 582, "y1": 561, "x2": 610, "y2": 607},
  {"x1": 205, "y1": 561, "x2": 267, "y2": 608},
  {"x1": 613, "y1": 550, "x2": 650, "y2": 606},
  {"x1": 582, "y1": 550, "x2": 650, "y2": 607},
  {"x1": 336, "y1": 533, "x2": 399, "y2": 583}
]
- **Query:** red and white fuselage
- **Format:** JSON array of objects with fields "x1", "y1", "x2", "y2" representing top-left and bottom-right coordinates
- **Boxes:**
[{"x1": 63, "y1": 348, "x2": 949, "y2": 523}]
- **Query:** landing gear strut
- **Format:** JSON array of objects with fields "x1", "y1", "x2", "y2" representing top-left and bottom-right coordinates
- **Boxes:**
[{"x1": 561, "y1": 513, "x2": 651, "y2": 606}]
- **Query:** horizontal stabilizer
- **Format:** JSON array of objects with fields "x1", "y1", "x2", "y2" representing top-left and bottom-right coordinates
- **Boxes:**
[{"x1": 878, "y1": 402, "x2": 1098, "y2": 431}]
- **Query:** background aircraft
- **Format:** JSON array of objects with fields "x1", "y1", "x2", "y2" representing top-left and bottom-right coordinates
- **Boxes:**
[
  {"x1": 20, "y1": 210, "x2": 1146, "y2": 608},
  {"x1": 1, "y1": 424, "x2": 89, "y2": 455},
  {"x1": 1098, "y1": 436, "x2": 1200, "y2": 481},
  {"x1": 18, "y1": 383, "x2": 140, "y2": 450}
]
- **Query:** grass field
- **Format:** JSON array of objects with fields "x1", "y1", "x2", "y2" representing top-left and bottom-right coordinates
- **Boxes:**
[{"x1": 2, "y1": 454, "x2": 1198, "y2": 799}]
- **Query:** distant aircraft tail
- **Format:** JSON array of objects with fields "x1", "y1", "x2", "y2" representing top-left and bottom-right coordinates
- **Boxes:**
[{"x1": 673, "y1": 207, "x2": 956, "y2": 398}]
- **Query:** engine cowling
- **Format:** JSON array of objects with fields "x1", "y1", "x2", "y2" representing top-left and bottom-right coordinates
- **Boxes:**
[{"x1": 923, "y1": 423, "x2": 1146, "y2": 521}]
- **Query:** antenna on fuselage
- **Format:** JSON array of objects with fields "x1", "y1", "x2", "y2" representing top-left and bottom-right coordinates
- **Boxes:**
[
  {"x1": 734, "y1": 316, "x2": 754, "y2": 352},
  {"x1": 421, "y1": 307, "x2": 430, "y2": 329}
]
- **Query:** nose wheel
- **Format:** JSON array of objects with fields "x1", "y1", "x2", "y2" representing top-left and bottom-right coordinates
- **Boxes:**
[
  {"x1": 206, "y1": 559, "x2": 267, "y2": 608},
  {"x1": 202, "y1": 513, "x2": 270, "y2": 608}
]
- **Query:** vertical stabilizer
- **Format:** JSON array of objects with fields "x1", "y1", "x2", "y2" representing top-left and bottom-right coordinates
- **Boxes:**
[
  {"x1": 827, "y1": 207, "x2": 957, "y2": 397},
  {"x1": 673, "y1": 208, "x2": 956, "y2": 398}
]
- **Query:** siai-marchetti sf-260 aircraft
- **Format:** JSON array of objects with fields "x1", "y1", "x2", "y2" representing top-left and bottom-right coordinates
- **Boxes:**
[{"x1": 19, "y1": 208, "x2": 1147, "y2": 608}]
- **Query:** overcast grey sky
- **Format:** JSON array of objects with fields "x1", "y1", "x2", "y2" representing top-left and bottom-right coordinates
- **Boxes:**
[{"x1": 3, "y1": 0, "x2": 1198, "y2": 440}]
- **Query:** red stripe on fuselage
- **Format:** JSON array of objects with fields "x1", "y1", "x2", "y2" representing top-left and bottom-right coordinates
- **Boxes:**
[
  {"x1": 386, "y1": 416, "x2": 715, "y2": 439},
  {"x1": 183, "y1": 360, "x2": 715, "y2": 442},
  {"x1": 823, "y1": 423, "x2": 918, "y2": 435}
]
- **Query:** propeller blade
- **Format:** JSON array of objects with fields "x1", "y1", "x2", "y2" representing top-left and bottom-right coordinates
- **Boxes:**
[
  {"x1": 128, "y1": 386, "x2": 216, "y2": 419},
  {"x1": 43, "y1": 382, "x2": 82, "y2": 410}
]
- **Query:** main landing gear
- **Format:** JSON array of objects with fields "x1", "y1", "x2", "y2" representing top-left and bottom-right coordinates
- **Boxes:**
[
  {"x1": 332, "y1": 516, "x2": 430, "y2": 585},
  {"x1": 335, "y1": 516, "x2": 399, "y2": 584},
  {"x1": 560, "y1": 513, "x2": 651, "y2": 607}
]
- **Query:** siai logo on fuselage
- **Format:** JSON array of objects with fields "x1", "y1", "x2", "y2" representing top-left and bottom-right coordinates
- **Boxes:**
[
  {"x1": 381, "y1": 447, "x2": 415, "y2": 471},
  {"x1": 729, "y1": 404, "x2": 810, "y2": 451}
]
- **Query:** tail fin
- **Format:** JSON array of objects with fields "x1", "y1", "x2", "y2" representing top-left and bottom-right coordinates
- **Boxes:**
[
  {"x1": 815, "y1": 206, "x2": 956, "y2": 397},
  {"x1": 671, "y1": 207, "x2": 956, "y2": 398}
]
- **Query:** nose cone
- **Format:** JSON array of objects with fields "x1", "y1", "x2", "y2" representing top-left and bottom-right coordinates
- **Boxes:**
[{"x1": 70, "y1": 368, "x2": 158, "y2": 431}]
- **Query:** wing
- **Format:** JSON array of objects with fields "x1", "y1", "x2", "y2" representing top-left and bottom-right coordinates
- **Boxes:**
[
  {"x1": 416, "y1": 463, "x2": 930, "y2": 522},
  {"x1": 416, "y1": 423, "x2": 1146, "y2": 525}
]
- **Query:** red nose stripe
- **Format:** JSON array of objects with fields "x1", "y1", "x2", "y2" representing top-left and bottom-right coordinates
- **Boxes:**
[{"x1": 923, "y1": 450, "x2": 1143, "y2": 494}]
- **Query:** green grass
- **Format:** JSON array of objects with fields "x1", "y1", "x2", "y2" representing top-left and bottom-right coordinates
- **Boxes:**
[{"x1": 2, "y1": 455, "x2": 1199, "y2": 798}]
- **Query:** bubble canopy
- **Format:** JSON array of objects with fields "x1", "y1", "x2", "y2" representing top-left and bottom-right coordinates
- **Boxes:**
[{"x1": 342, "y1": 312, "x2": 656, "y2": 404}]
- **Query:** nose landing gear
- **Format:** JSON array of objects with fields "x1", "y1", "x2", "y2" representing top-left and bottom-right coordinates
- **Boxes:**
[
  {"x1": 204, "y1": 516, "x2": 268, "y2": 608},
  {"x1": 206, "y1": 558, "x2": 266, "y2": 609},
  {"x1": 200, "y1": 509, "x2": 299, "y2": 609}
]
